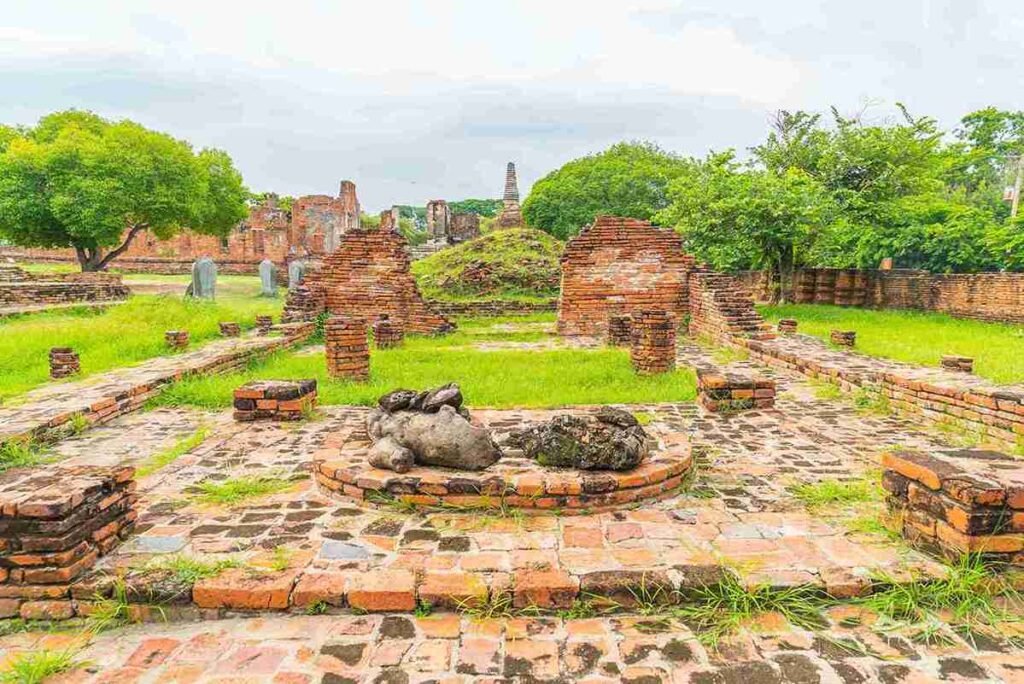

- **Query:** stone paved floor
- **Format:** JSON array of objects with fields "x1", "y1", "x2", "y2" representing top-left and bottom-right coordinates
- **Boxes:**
[{"x1": 3, "y1": 611, "x2": 1024, "y2": 682}]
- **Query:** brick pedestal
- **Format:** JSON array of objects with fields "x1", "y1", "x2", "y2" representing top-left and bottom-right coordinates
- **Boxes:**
[
  {"x1": 372, "y1": 315, "x2": 404, "y2": 349},
  {"x1": 630, "y1": 310, "x2": 676, "y2": 375},
  {"x1": 607, "y1": 314, "x2": 632, "y2": 347},
  {"x1": 0, "y1": 465, "x2": 137, "y2": 617},
  {"x1": 882, "y1": 449, "x2": 1024, "y2": 564},
  {"x1": 777, "y1": 319, "x2": 798, "y2": 334},
  {"x1": 219, "y1": 321, "x2": 241, "y2": 337},
  {"x1": 255, "y1": 315, "x2": 274, "y2": 336},
  {"x1": 233, "y1": 379, "x2": 317, "y2": 421},
  {"x1": 941, "y1": 355, "x2": 973, "y2": 374},
  {"x1": 48, "y1": 348, "x2": 80, "y2": 379},
  {"x1": 165, "y1": 330, "x2": 189, "y2": 349},
  {"x1": 325, "y1": 316, "x2": 369, "y2": 381},
  {"x1": 281, "y1": 284, "x2": 326, "y2": 323},
  {"x1": 830, "y1": 330, "x2": 856, "y2": 347},
  {"x1": 697, "y1": 369, "x2": 776, "y2": 412}
]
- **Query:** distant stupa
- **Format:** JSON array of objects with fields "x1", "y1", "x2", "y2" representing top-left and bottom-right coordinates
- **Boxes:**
[{"x1": 496, "y1": 162, "x2": 524, "y2": 228}]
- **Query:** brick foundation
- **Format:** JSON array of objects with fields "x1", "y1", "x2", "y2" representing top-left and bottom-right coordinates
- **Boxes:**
[
  {"x1": 0, "y1": 266, "x2": 129, "y2": 309},
  {"x1": 830, "y1": 330, "x2": 856, "y2": 347},
  {"x1": 164, "y1": 330, "x2": 189, "y2": 349},
  {"x1": 941, "y1": 355, "x2": 973, "y2": 373},
  {"x1": 0, "y1": 465, "x2": 137, "y2": 618},
  {"x1": 882, "y1": 449, "x2": 1024, "y2": 564},
  {"x1": 777, "y1": 319, "x2": 798, "y2": 334},
  {"x1": 372, "y1": 315, "x2": 404, "y2": 349},
  {"x1": 255, "y1": 315, "x2": 274, "y2": 336},
  {"x1": 557, "y1": 217, "x2": 695, "y2": 338},
  {"x1": 219, "y1": 322, "x2": 241, "y2": 337},
  {"x1": 233, "y1": 380, "x2": 317, "y2": 422},
  {"x1": 630, "y1": 310, "x2": 676, "y2": 375},
  {"x1": 48, "y1": 348, "x2": 80, "y2": 380},
  {"x1": 325, "y1": 316, "x2": 369, "y2": 381},
  {"x1": 697, "y1": 369, "x2": 776, "y2": 413},
  {"x1": 607, "y1": 314, "x2": 632, "y2": 347}
]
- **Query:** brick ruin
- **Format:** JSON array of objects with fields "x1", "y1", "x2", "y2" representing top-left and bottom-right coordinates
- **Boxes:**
[
  {"x1": 284, "y1": 230, "x2": 453, "y2": 335},
  {"x1": 379, "y1": 206, "x2": 401, "y2": 233},
  {"x1": 697, "y1": 369, "x2": 776, "y2": 413},
  {"x1": 0, "y1": 265, "x2": 129, "y2": 310},
  {"x1": 291, "y1": 181, "x2": 361, "y2": 255},
  {"x1": 449, "y1": 213, "x2": 481, "y2": 242},
  {"x1": 426, "y1": 200, "x2": 451, "y2": 241},
  {"x1": 629, "y1": 310, "x2": 676, "y2": 375},
  {"x1": 325, "y1": 316, "x2": 369, "y2": 381},
  {"x1": 233, "y1": 380, "x2": 318, "y2": 422},
  {"x1": 557, "y1": 217, "x2": 696, "y2": 337},
  {"x1": 687, "y1": 271, "x2": 774, "y2": 341},
  {"x1": 495, "y1": 161, "x2": 524, "y2": 228}
]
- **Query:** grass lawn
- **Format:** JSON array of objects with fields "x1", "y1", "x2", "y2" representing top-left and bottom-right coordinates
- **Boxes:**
[
  {"x1": 0, "y1": 293, "x2": 282, "y2": 402},
  {"x1": 157, "y1": 314, "x2": 697, "y2": 409},
  {"x1": 759, "y1": 304, "x2": 1024, "y2": 385}
]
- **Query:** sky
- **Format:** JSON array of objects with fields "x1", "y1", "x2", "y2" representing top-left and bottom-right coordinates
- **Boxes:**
[{"x1": 2, "y1": 1, "x2": 1023, "y2": 211}]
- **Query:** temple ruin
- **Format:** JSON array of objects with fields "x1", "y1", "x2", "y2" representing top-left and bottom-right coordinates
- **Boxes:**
[
  {"x1": 495, "y1": 162, "x2": 524, "y2": 228},
  {"x1": 290, "y1": 181, "x2": 361, "y2": 256}
]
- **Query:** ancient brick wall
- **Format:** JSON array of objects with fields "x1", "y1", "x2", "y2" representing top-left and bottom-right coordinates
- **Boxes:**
[
  {"x1": 305, "y1": 230, "x2": 453, "y2": 335},
  {"x1": 0, "y1": 267, "x2": 129, "y2": 307},
  {"x1": 291, "y1": 181, "x2": 361, "y2": 256},
  {"x1": 426, "y1": 200, "x2": 451, "y2": 240},
  {"x1": 557, "y1": 217, "x2": 695, "y2": 337},
  {"x1": 450, "y1": 213, "x2": 480, "y2": 243},
  {"x1": 688, "y1": 272, "x2": 774, "y2": 341}
]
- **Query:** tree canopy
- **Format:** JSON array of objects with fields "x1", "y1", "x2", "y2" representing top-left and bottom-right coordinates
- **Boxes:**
[
  {"x1": 0, "y1": 110, "x2": 248, "y2": 271},
  {"x1": 448, "y1": 198, "x2": 502, "y2": 217}
]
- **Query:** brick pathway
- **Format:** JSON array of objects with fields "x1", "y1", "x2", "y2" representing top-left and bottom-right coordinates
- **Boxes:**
[{"x1": 3, "y1": 612, "x2": 1023, "y2": 682}]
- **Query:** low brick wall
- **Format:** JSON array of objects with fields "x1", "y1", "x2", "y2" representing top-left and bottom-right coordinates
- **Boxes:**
[
  {"x1": 0, "y1": 465, "x2": 137, "y2": 620},
  {"x1": 882, "y1": 448, "x2": 1024, "y2": 563},
  {"x1": 0, "y1": 266, "x2": 129, "y2": 308},
  {"x1": 428, "y1": 299, "x2": 557, "y2": 317},
  {"x1": 697, "y1": 369, "x2": 776, "y2": 413},
  {"x1": 233, "y1": 380, "x2": 317, "y2": 422}
]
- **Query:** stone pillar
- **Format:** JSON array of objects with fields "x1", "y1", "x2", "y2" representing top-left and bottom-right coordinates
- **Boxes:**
[
  {"x1": 777, "y1": 319, "x2": 798, "y2": 334},
  {"x1": 941, "y1": 355, "x2": 973, "y2": 373},
  {"x1": 325, "y1": 315, "x2": 369, "y2": 381},
  {"x1": 255, "y1": 315, "x2": 274, "y2": 336},
  {"x1": 49, "y1": 347, "x2": 80, "y2": 379},
  {"x1": 830, "y1": 330, "x2": 856, "y2": 347},
  {"x1": 630, "y1": 310, "x2": 676, "y2": 375},
  {"x1": 219, "y1": 322, "x2": 241, "y2": 337},
  {"x1": 165, "y1": 330, "x2": 189, "y2": 349},
  {"x1": 372, "y1": 314, "x2": 404, "y2": 349},
  {"x1": 607, "y1": 314, "x2": 632, "y2": 347}
]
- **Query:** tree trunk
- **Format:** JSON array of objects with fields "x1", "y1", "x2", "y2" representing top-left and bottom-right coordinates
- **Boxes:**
[{"x1": 74, "y1": 223, "x2": 149, "y2": 272}]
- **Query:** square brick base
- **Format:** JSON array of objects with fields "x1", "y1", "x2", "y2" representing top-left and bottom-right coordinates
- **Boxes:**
[{"x1": 233, "y1": 379, "x2": 318, "y2": 421}]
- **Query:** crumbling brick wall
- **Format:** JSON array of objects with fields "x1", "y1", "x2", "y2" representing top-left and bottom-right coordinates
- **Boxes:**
[
  {"x1": 450, "y1": 213, "x2": 480, "y2": 243},
  {"x1": 688, "y1": 271, "x2": 774, "y2": 341},
  {"x1": 557, "y1": 216, "x2": 695, "y2": 337},
  {"x1": 304, "y1": 230, "x2": 453, "y2": 335},
  {"x1": 0, "y1": 266, "x2": 129, "y2": 308},
  {"x1": 291, "y1": 181, "x2": 361, "y2": 256}
]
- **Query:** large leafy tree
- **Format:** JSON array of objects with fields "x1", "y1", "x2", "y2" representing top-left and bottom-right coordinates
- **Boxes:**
[
  {"x1": 449, "y1": 198, "x2": 502, "y2": 217},
  {"x1": 0, "y1": 110, "x2": 248, "y2": 271},
  {"x1": 522, "y1": 142, "x2": 693, "y2": 239}
]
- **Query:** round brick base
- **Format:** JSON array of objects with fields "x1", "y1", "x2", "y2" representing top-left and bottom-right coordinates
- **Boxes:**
[{"x1": 313, "y1": 408, "x2": 693, "y2": 514}]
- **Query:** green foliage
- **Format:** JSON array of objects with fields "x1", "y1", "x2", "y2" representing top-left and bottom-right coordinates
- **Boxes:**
[
  {"x1": 138, "y1": 554, "x2": 242, "y2": 584},
  {"x1": 412, "y1": 228, "x2": 563, "y2": 302},
  {"x1": 448, "y1": 198, "x2": 502, "y2": 217},
  {"x1": 0, "y1": 649, "x2": 86, "y2": 684},
  {"x1": 788, "y1": 477, "x2": 880, "y2": 511},
  {"x1": 0, "y1": 437, "x2": 51, "y2": 473},
  {"x1": 0, "y1": 109, "x2": 247, "y2": 271},
  {"x1": 523, "y1": 142, "x2": 692, "y2": 239},
  {"x1": 194, "y1": 474, "x2": 294, "y2": 506}
]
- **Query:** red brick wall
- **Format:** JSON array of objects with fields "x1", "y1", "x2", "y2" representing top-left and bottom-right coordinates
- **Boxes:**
[{"x1": 557, "y1": 217, "x2": 695, "y2": 337}]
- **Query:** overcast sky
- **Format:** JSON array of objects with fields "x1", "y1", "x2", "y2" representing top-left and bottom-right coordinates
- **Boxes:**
[{"x1": 2, "y1": 1, "x2": 1022, "y2": 210}]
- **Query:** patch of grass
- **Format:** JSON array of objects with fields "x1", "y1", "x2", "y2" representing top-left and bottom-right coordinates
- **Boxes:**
[
  {"x1": 788, "y1": 477, "x2": 881, "y2": 512},
  {"x1": 759, "y1": 304, "x2": 1024, "y2": 384},
  {"x1": 0, "y1": 648, "x2": 87, "y2": 684},
  {"x1": 0, "y1": 294, "x2": 281, "y2": 402},
  {"x1": 136, "y1": 425, "x2": 211, "y2": 477},
  {"x1": 809, "y1": 379, "x2": 843, "y2": 401},
  {"x1": 306, "y1": 600, "x2": 329, "y2": 615},
  {"x1": 711, "y1": 346, "x2": 749, "y2": 365},
  {"x1": 137, "y1": 554, "x2": 242, "y2": 584},
  {"x1": 0, "y1": 437, "x2": 52, "y2": 473},
  {"x1": 194, "y1": 475, "x2": 294, "y2": 506},
  {"x1": 414, "y1": 600, "x2": 434, "y2": 618},
  {"x1": 64, "y1": 413, "x2": 90, "y2": 437},
  {"x1": 852, "y1": 388, "x2": 891, "y2": 415},
  {"x1": 155, "y1": 314, "x2": 698, "y2": 410},
  {"x1": 86, "y1": 579, "x2": 134, "y2": 632},
  {"x1": 456, "y1": 590, "x2": 515, "y2": 621},
  {"x1": 632, "y1": 412, "x2": 654, "y2": 426},
  {"x1": 845, "y1": 510, "x2": 905, "y2": 544}
]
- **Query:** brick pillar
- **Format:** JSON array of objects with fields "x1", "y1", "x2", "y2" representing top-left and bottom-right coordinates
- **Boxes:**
[
  {"x1": 165, "y1": 330, "x2": 189, "y2": 349},
  {"x1": 777, "y1": 319, "x2": 798, "y2": 334},
  {"x1": 49, "y1": 347, "x2": 80, "y2": 379},
  {"x1": 830, "y1": 330, "x2": 856, "y2": 347},
  {"x1": 219, "y1": 321, "x2": 241, "y2": 337},
  {"x1": 630, "y1": 310, "x2": 676, "y2": 375},
  {"x1": 607, "y1": 314, "x2": 632, "y2": 347},
  {"x1": 372, "y1": 314, "x2": 404, "y2": 349},
  {"x1": 941, "y1": 355, "x2": 973, "y2": 373},
  {"x1": 325, "y1": 315, "x2": 369, "y2": 380},
  {"x1": 255, "y1": 315, "x2": 274, "y2": 336}
]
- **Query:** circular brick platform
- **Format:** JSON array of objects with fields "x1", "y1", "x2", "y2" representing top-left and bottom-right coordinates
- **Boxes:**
[{"x1": 313, "y1": 409, "x2": 693, "y2": 513}]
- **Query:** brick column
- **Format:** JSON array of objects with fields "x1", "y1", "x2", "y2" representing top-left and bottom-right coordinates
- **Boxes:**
[
  {"x1": 830, "y1": 330, "x2": 856, "y2": 347},
  {"x1": 219, "y1": 321, "x2": 241, "y2": 337},
  {"x1": 607, "y1": 314, "x2": 632, "y2": 347},
  {"x1": 777, "y1": 319, "x2": 798, "y2": 334},
  {"x1": 49, "y1": 347, "x2": 80, "y2": 379},
  {"x1": 325, "y1": 315, "x2": 369, "y2": 380},
  {"x1": 165, "y1": 330, "x2": 189, "y2": 349},
  {"x1": 255, "y1": 315, "x2": 274, "y2": 336},
  {"x1": 372, "y1": 314, "x2": 404, "y2": 349},
  {"x1": 630, "y1": 310, "x2": 676, "y2": 375}
]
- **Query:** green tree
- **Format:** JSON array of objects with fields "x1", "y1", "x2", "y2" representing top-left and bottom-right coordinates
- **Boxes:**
[
  {"x1": 522, "y1": 142, "x2": 693, "y2": 239},
  {"x1": 0, "y1": 110, "x2": 248, "y2": 271},
  {"x1": 449, "y1": 198, "x2": 502, "y2": 217}
]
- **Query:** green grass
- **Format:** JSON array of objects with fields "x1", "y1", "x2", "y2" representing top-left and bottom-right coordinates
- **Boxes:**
[
  {"x1": 788, "y1": 477, "x2": 881, "y2": 511},
  {"x1": 194, "y1": 475, "x2": 295, "y2": 506},
  {"x1": 136, "y1": 425, "x2": 211, "y2": 477},
  {"x1": 0, "y1": 438, "x2": 52, "y2": 473},
  {"x1": 411, "y1": 228, "x2": 562, "y2": 303},
  {"x1": 0, "y1": 294, "x2": 281, "y2": 402},
  {"x1": 759, "y1": 304, "x2": 1024, "y2": 384},
  {"x1": 137, "y1": 554, "x2": 242, "y2": 583},
  {"x1": 0, "y1": 648, "x2": 86, "y2": 684}
]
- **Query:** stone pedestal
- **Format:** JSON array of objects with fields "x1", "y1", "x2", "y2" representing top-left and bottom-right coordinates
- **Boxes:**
[
  {"x1": 630, "y1": 310, "x2": 676, "y2": 375},
  {"x1": 325, "y1": 316, "x2": 369, "y2": 381},
  {"x1": 697, "y1": 369, "x2": 776, "y2": 413},
  {"x1": 165, "y1": 330, "x2": 189, "y2": 349},
  {"x1": 49, "y1": 347, "x2": 80, "y2": 379},
  {"x1": 777, "y1": 319, "x2": 798, "y2": 334},
  {"x1": 233, "y1": 379, "x2": 317, "y2": 421},
  {"x1": 607, "y1": 314, "x2": 632, "y2": 347},
  {"x1": 372, "y1": 315, "x2": 404, "y2": 349},
  {"x1": 830, "y1": 330, "x2": 856, "y2": 347},
  {"x1": 882, "y1": 448, "x2": 1024, "y2": 564},
  {"x1": 941, "y1": 355, "x2": 973, "y2": 373},
  {"x1": 219, "y1": 322, "x2": 241, "y2": 337},
  {"x1": 255, "y1": 315, "x2": 274, "y2": 336}
]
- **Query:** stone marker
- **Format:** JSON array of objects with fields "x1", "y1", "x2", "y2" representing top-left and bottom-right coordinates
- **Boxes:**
[
  {"x1": 165, "y1": 330, "x2": 189, "y2": 349},
  {"x1": 187, "y1": 256, "x2": 217, "y2": 299},
  {"x1": 49, "y1": 347, "x2": 80, "y2": 379},
  {"x1": 259, "y1": 259, "x2": 277, "y2": 297},
  {"x1": 287, "y1": 260, "x2": 307, "y2": 291},
  {"x1": 325, "y1": 315, "x2": 369, "y2": 381},
  {"x1": 697, "y1": 369, "x2": 776, "y2": 413},
  {"x1": 830, "y1": 330, "x2": 856, "y2": 347}
]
